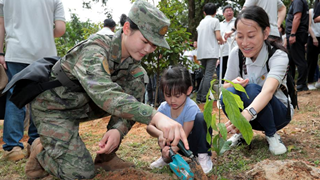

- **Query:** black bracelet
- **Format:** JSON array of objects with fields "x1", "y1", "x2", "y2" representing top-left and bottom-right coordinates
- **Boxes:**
[
  {"x1": 0, "y1": 53, "x2": 4, "y2": 56},
  {"x1": 231, "y1": 28, "x2": 236, "y2": 32}
]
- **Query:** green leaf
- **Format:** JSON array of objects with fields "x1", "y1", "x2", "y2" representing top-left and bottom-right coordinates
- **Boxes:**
[
  {"x1": 206, "y1": 131, "x2": 212, "y2": 145},
  {"x1": 211, "y1": 112, "x2": 217, "y2": 132},
  {"x1": 218, "y1": 123, "x2": 227, "y2": 141},
  {"x1": 231, "y1": 93, "x2": 244, "y2": 110},
  {"x1": 212, "y1": 134, "x2": 231, "y2": 156},
  {"x1": 204, "y1": 100, "x2": 217, "y2": 131},
  {"x1": 221, "y1": 88, "x2": 253, "y2": 145},
  {"x1": 219, "y1": 138, "x2": 231, "y2": 155},
  {"x1": 212, "y1": 134, "x2": 220, "y2": 154},
  {"x1": 223, "y1": 79, "x2": 249, "y2": 99}
]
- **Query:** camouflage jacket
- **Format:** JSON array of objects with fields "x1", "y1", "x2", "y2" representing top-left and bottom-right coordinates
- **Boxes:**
[{"x1": 34, "y1": 30, "x2": 156, "y2": 138}]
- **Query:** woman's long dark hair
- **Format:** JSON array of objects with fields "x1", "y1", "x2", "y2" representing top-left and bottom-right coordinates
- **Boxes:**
[
  {"x1": 120, "y1": 14, "x2": 139, "y2": 31},
  {"x1": 235, "y1": 6, "x2": 287, "y2": 53}
]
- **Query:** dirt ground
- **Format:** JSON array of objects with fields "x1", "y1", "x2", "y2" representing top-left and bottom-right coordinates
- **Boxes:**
[{"x1": 1, "y1": 90, "x2": 320, "y2": 179}]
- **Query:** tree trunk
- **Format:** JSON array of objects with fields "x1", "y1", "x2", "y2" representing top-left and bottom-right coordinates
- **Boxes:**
[{"x1": 188, "y1": 0, "x2": 196, "y2": 41}]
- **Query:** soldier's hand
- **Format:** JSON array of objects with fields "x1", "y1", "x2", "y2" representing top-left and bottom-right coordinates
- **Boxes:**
[
  {"x1": 150, "y1": 112, "x2": 189, "y2": 150},
  {"x1": 97, "y1": 129, "x2": 121, "y2": 154}
]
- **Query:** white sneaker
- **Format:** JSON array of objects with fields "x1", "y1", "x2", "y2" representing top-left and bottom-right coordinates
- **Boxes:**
[
  {"x1": 227, "y1": 133, "x2": 243, "y2": 147},
  {"x1": 315, "y1": 82, "x2": 320, "y2": 89},
  {"x1": 308, "y1": 83, "x2": 316, "y2": 90},
  {"x1": 266, "y1": 133, "x2": 287, "y2": 155},
  {"x1": 197, "y1": 153, "x2": 213, "y2": 174},
  {"x1": 150, "y1": 157, "x2": 168, "y2": 169}
]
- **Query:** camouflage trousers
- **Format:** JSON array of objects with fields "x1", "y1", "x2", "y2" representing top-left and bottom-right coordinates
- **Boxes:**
[{"x1": 30, "y1": 87, "x2": 136, "y2": 179}]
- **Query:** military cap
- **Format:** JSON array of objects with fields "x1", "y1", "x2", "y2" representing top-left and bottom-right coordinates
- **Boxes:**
[{"x1": 128, "y1": 0, "x2": 170, "y2": 49}]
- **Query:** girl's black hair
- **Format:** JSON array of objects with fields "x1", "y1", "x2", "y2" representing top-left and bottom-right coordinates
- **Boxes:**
[
  {"x1": 235, "y1": 6, "x2": 287, "y2": 53},
  {"x1": 160, "y1": 65, "x2": 192, "y2": 96}
]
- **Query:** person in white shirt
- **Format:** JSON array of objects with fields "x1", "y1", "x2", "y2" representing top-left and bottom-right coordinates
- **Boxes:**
[
  {"x1": 243, "y1": 0, "x2": 286, "y2": 43},
  {"x1": 96, "y1": 18, "x2": 116, "y2": 38},
  {"x1": 217, "y1": 5, "x2": 237, "y2": 81},
  {"x1": 222, "y1": 6, "x2": 292, "y2": 156},
  {"x1": 196, "y1": 2, "x2": 224, "y2": 103},
  {"x1": 307, "y1": 3, "x2": 320, "y2": 89}
]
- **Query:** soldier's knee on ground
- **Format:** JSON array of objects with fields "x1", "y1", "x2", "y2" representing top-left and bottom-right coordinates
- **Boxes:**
[{"x1": 58, "y1": 163, "x2": 95, "y2": 180}]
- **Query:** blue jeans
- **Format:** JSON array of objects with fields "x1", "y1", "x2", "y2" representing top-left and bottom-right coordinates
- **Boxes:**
[
  {"x1": 196, "y1": 58, "x2": 217, "y2": 102},
  {"x1": 3, "y1": 62, "x2": 39, "y2": 151},
  {"x1": 220, "y1": 84, "x2": 291, "y2": 136}
]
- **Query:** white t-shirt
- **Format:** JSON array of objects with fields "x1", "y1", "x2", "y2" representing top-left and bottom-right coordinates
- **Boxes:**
[
  {"x1": 244, "y1": 0, "x2": 284, "y2": 37},
  {"x1": 157, "y1": 97, "x2": 200, "y2": 126},
  {"x1": 96, "y1": 27, "x2": 115, "y2": 37},
  {"x1": 1, "y1": 0, "x2": 65, "y2": 64},
  {"x1": 196, "y1": 15, "x2": 220, "y2": 59},
  {"x1": 224, "y1": 43, "x2": 293, "y2": 115},
  {"x1": 310, "y1": 9, "x2": 320, "y2": 37},
  {"x1": 219, "y1": 17, "x2": 237, "y2": 57},
  {"x1": 182, "y1": 50, "x2": 195, "y2": 73}
]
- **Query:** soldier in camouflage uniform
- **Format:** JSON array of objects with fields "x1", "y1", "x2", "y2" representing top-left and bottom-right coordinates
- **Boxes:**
[{"x1": 24, "y1": 0, "x2": 189, "y2": 179}]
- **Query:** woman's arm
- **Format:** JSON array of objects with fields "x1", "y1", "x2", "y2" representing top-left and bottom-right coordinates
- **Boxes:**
[
  {"x1": 244, "y1": 78, "x2": 279, "y2": 120},
  {"x1": 309, "y1": 9, "x2": 318, "y2": 47},
  {"x1": 226, "y1": 77, "x2": 279, "y2": 133}
]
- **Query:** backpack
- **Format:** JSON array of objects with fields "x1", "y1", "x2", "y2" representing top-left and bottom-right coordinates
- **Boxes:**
[
  {"x1": 238, "y1": 46, "x2": 298, "y2": 118},
  {"x1": 2, "y1": 56, "x2": 83, "y2": 109}
]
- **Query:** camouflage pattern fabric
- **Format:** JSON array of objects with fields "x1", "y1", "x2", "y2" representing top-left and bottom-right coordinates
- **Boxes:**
[{"x1": 31, "y1": 30, "x2": 157, "y2": 179}]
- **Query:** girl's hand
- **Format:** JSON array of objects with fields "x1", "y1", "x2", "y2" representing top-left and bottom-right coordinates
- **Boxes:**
[
  {"x1": 161, "y1": 146, "x2": 171, "y2": 161},
  {"x1": 232, "y1": 77, "x2": 249, "y2": 87}
]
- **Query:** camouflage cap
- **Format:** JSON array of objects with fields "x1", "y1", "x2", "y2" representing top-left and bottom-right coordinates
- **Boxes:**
[{"x1": 128, "y1": 0, "x2": 170, "y2": 49}]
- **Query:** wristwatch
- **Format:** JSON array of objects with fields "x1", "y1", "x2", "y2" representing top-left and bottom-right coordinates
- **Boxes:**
[
  {"x1": 245, "y1": 107, "x2": 257, "y2": 120},
  {"x1": 290, "y1": 34, "x2": 296, "y2": 37},
  {"x1": 0, "y1": 53, "x2": 4, "y2": 56}
]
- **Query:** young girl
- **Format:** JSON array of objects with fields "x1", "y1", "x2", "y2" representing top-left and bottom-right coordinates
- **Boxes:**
[
  {"x1": 221, "y1": 6, "x2": 292, "y2": 155},
  {"x1": 147, "y1": 65, "x2": 212, "y2": 173}
]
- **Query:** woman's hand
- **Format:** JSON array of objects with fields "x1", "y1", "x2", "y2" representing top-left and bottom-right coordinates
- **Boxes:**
[
  {"x1": 0, "y1": 56, "x2": 6, "y2": 69},
  {"x1": 313, "y1": 38, "x2": 319, "y2": 47},
  {"x1": 150, "y1": 112, "x2": 189, "y2": 150},
  {"x1": 96, "y1": 129, "x2": 121, "y2": 154},
  {"x1": 232, "y1": 77, "x2": 249, "y2": 87},
  {"x1": 225, "y1": 120, "x2": 239, "y2": 134}
]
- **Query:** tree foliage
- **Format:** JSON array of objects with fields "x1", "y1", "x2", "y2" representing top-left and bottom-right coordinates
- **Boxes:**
[
  {"x1": 142, "y1": 0, "x2": 193, "y2": 73},
  {"x1": 55, "y1": 12, "x2": 102, "y2": 57}
]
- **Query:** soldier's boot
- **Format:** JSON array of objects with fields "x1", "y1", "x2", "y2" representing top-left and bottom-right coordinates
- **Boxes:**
[
  {"x1": 94, "y1": 151, "x2": 135, "y2": 171},
  {"x1": 25, "y1": 138, "x2": 49, "y2": 179}
]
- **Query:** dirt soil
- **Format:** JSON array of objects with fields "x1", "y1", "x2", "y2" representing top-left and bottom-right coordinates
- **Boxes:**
[{"x1": 1, "y1": 90, "x2": 320, "y2": 180}]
